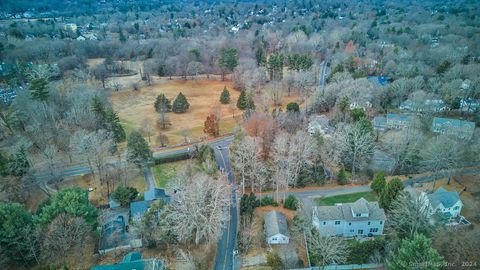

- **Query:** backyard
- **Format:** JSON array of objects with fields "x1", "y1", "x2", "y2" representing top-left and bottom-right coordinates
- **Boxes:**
[
  {"x1": 314, "y1": 191, "x2": 378, "y2": 206},
  {"x1": 152, "y1": 160, "x2": 188, "y2": 188}
]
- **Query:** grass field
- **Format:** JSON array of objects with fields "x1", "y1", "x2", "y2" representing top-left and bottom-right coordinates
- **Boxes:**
[
  {"x1": 152, "y1": 160, "x2": 188, "y2": 188},
  {"x1": 110, "y1": 79, "x2": 241, "y2": 146},
  {"x1": 315, "y1": 191, "x2": 378, "y2": 206}
]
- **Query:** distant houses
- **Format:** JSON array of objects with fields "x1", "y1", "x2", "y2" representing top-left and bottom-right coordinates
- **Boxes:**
[
  {"x1": 308, "y1": 115, "x2": 332, "y2": 136},
  {"x1": 373, "y1": 114, "x2": 412, "y2": 132},
  {"x1": 264, "y1": 211, "x2": 290, "y2": 244},
  {"x1": 400, "y1": 99, "x2": 446, "y2": 112},
  {"x1": 431, "y1": 117, "x2": 475, "y2": 140},
  {"x1": 367, "y1": 76, "x2": 389, "y2": 86},
  {"x1": 460, "y1": 98, "x2": 480, "y2": 113},
  {"x1": 91, "y1": 252, "x2": 165, "y2": 270},
  {"x1": 312, "y1": 198, "x2": 386, "y2": 237}
]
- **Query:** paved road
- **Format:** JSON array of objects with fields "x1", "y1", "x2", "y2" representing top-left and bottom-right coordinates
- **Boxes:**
[
  {"x1": 143, "y1": 166, "x2": 156, "y2": 190},
  {"x1": 211, "y1": 137, "x2": 238, "y2": 270},
  {"x1": 34, "y1": 136, "x2": 234, "y2": 181}
]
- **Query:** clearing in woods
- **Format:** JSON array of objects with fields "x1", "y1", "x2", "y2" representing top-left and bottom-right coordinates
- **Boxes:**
[{"x1": 110, "y1": 79, "x2": 241, "y2": 146}]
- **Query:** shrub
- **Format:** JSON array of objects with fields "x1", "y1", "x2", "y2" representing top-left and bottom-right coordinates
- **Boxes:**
[
  {"x1": 283, "y1": 195, "x2": 298, "y2": 210},
  {"x1": 337, "y1": 166, "x2": 348, "y2": 185},
  {"x1": 112, "y1": 186, "x2": 139, "y2": 206},
  {"x1": 286, "y1": 102, "x2": 300, "y2": 112},
  {"x1": 261, "y1": 196, "x2": 278, "y2": 207}
]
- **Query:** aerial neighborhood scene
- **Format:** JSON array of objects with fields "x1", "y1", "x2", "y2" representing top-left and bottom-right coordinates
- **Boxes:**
[{"x1": 1, "y1": 0, "x2": 480, "y2": 269}]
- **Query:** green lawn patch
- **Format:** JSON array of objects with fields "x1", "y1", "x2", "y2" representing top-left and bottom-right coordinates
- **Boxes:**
[
  {"x1": 152, "y1": 160, "x2": 187, "y2": 188},
  {"x1": 315, "y1": 191, "x2": 377, "y2": 206}
]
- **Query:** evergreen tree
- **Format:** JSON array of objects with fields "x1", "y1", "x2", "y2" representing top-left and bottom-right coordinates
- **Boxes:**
[
  {"x1": 237, "y1": 90, "x2": 247, "y2": 110},
  {"x1": 38, "y1": 187, "x2": 99, "y2": 226},
  {"x1": 255, "y1": 44, "x2": 266, "y2": 66},
  {"x1": 112, "y1": 186, "x2": 138, "y2": 206},
  {"x1": 154, "y1": 93, "x2": 172, "y2": 112},
  {"x1": 104, "y1": 108, "x2": 126, "y2": 143},
  {"x1": 371, "y1": 171, "x2": 386, "y2": 195},
  {"x1": 337, "y1": 166, "x2": 348, "y2": 185},
  {"x1": 219, "y1": 86, "x2": 231, "y2": 104},
  {"x1": 0, "y1": 202, "x2": 35, "y2": 266},
  {"x1": 127, "y1": 130, "x2": 152, "y2": 168},
  {"x1": 380, "y1": 178, "x2": 404, "y2": 210},
  {"x1": 219, "y1": 48, "x2": 238, "y2": 72},
  {"x1": 172, "y1": 92, "x2": 190, "y2": 113},
  {"x1": 245, "y1": 92, "x2": 256, "y2": 111},
  {"x1": 91, "y1": 96, "x2": 106, "y2": 118},
  {"x1": 388, "y1": 234, "x2": 444, "y2": 270},
  {"x1": 8, "y1": 147, "x2": 30, "y2": 177},
  {"x1": 29, "y1": 77, "x2": 49, "y2": 102},
  {"x1": 267, "y1": 53, "x2": 285, "y2": 80},
  {"x1": 286, "y1": 102, "x2": 300, "y2": 112}
]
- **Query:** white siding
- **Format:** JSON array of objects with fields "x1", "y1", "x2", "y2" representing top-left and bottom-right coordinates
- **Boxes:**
[
  {"x1": 313, "y1": 219, "x2": 385, "y2": 237},
  {"x1": 267, "y1": 233, "x2": 289, "y2": 244}
]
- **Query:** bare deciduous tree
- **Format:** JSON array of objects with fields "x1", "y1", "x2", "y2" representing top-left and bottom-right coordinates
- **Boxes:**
[
  {"x1": 164, "y1": 173, "x2": 230, "y2": 245},
  {"x1": 389, "y1": 190, "x2": 433, "y2": 239},
  {"x1": 309, "y1": 233, "x2": 349, "y2": 267}
]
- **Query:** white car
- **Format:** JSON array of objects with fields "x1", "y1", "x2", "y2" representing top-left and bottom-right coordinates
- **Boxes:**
[{"x1": 216, "y1": 145, "x2": 223, "y2": 150}]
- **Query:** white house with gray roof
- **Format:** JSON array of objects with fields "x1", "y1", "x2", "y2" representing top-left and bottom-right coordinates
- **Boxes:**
[
  {"x1": 427, "y1": 187, "x2": 462, "y2": 218},
  {"x1": 312, "y1": 198, "x2": 386, "y2": 237},
  {"x1": 264, "y1": 211, "x2": 289, "y2": 244}
]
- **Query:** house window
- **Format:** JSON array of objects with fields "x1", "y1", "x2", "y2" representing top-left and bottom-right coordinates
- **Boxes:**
[
  {"x1": 356, "y1": 213, "x2": 361, "y2": 217},
  {"x1": 272, "y1": 237, "x2": 277, "y2": 241},
  {"x1": 454, "y1": 206, "x2": 459, "y2": 210},
  {"x1": 350, "y1": 229, "x2": 354, "y2": 232},
  {"x1": 335, "y1": 221, "x2": 341, "y2": 225},
  {"x1": 358, "y1": 229, "x2": 364, "y2": 235},
  {"x1": 323, "y1": 222, "x2": 326, "y2": 225},
  {"x1": 380, "y1": 221, "x2": 383, "y2": 225},
  {"x1": 370, "y1": 228, "x2": 379, "y2": 233},
  {"x1": 368, "y1": 222, "x2": 371, "y2": 225},
  {"x1": 349, "y1": 223, "x2": 351, "y2": 226}
]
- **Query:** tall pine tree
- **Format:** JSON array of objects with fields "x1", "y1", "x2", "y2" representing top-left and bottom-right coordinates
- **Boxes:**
[
  {"x1": 237, "y1": 90, "x2": 247, "y2": 110},
  {"x1": 219, "y1": 86, "x2": 231, "y2": 104},
  {"x1": 172, "y1": 92, "x2": 190, "y2": 113},
  {"x1": 127, "y1": 130, "x2": 152, "y2": 168},
  {"x1": 29, "y1": 77, "x2": 49, "y2": 102},
  {"x1": 154, "y1": 93, "x2": 172, "y2": 112}
]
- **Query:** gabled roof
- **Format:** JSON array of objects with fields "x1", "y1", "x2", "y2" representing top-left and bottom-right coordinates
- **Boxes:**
[
  {"x1": 387, "y1": 113, "x2": 412, "y2": 122},
  {"x1": 432, "y1": 117, "x2": 475, "y2": 129},
  {"x1": 351, "y1": 198, "x2": 369, "y2": 214},
  {"x1": 314, "y1": 198, "x2": 386, "y2": 222},
  {"x1": 144, "y1": 188, "x2": 171, "y2": 202},
  {"x1": 428, "y1": 187, "x2": 461, "y2": 208},
  {"x1": 264, "y1": 211, "x2": 289, "y2": 238},
  {"x1": 130, "y1": 200, "x2": 151, "y2": 218}
]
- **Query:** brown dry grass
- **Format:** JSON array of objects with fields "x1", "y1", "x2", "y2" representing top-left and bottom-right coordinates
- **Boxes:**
[{"x1": 110, "y1": 79, "x2": 241, "y2": 145}]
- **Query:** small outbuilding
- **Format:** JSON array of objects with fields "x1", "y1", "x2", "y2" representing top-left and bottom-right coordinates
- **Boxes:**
[{"x1": 264, "y1": 211, "x2": 290, "y2": 245}]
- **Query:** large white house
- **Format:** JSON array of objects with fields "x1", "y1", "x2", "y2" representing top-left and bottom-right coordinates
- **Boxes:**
[
  {"x1": 427, "y1": 187, "x2": 463, "y2": 218},
  {"x1": 312, "y1": 198, "x2": 386, "y2": 237},
  {"x1": 264, "y1": 211, "x2": 289, "y2": 244}
]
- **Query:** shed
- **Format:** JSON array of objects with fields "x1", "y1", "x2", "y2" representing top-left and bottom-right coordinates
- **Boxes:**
[{"x1": 264, "y1": 211, "x2": 289, "y2": 244}]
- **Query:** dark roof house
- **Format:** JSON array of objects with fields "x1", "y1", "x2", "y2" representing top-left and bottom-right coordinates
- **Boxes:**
[
  {"x1": 91, "y1": 252, "x2": 164, "y2": 270},
  {"x1": 431, "y1": 117, "x2": 475, "y2": 139}
]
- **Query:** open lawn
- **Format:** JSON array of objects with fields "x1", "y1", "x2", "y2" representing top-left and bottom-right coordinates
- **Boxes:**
[
  {"x1": 152, "y1": 160, "x2": 188, "y2": 188},
  {"x1": 315, "y1": 191, "x2": 378, "y2": 206},
  {"x1": 110, "y1": 79, "x2": 241, "y2": 146}
]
